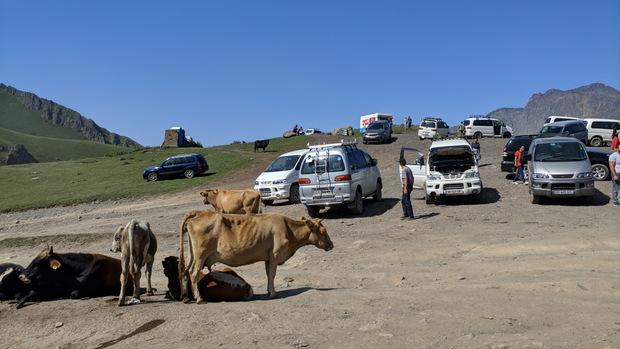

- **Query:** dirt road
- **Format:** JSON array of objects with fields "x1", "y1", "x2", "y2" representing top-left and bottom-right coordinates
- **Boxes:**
[{"x1": 1, "y1": 132, "x2": 618, "y2": 348}]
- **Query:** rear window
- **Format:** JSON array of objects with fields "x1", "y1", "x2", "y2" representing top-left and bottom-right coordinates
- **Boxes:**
[
  {"x1": 539, "y1": 126, "x2": 563, "y2": 135},
  {"x1": 473, "y1": 119, "x2": 493, "y2": 126},
  {"x1": 421, "y1": 121, "x2": 436, "y2": 128},
  {"x1": 591, "y1": 121, "x2": 617, "y2": 130},
  {"x1": 301, "y1": 154, "x2": 345, "y2": 174}
]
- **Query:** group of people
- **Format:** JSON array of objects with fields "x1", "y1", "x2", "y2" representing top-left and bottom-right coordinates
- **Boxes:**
[
  {"x1": 292, "y1": 125, "x2": 304, "y2": 135},
  {"x1": 404, "y1": 116, "x2": 412, "y2": 129}
]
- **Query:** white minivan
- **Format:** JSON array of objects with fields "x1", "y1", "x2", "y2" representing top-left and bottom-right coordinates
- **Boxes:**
[
  {"x1": 582, "y1": 118, "x2": 620, "y2": 147},
  {"x1": 463, "y1": 116, "x2": 512, "y2": 139},
  {"x1": 254, "y1": 149, "x2": 309, "y2": 204}
]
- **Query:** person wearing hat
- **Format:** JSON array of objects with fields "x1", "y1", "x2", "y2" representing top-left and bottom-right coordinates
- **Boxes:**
[{"x1": 399, "y1": 158, "x2": 414, "y2": 220}]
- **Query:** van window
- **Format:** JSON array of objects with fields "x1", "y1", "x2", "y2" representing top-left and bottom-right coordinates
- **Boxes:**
[
  {"x1": 301, "y1": 154, "x2": 345, "y2": 174},
  {"x1": 438, "y1": 121, "x2": 449, "y2": 128},
  {"x1": 534, "y1": 142, "x2": 587, "y2": 162},
  {"x1": 567, "y1": 123, "x2": 586, "y2": 133},
  {"x1": 265, "y1": 155, "x2": 301, "y2": 172},
  {"x1": 421, "y1": 121, "x2": 436, "y2": 128},
  {"x1": 463, "y1": 120, "x2": 470, "y2": 126},
  {"x1": 540, "y1": 125, "x2": 563, "y2": 135},
  {"x1": 362, "y1": 152, "x2": 374, "y2": 166},
  {"x1": 473, "y1": 119, "x2": 493, "y2": 126},
  {"x1": 591, "y1": 121, "x2": 617, "y2": 129}
]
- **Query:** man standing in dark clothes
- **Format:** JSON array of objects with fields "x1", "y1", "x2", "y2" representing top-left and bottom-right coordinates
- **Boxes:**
[{"x1": 399, "y1": 158, "x2": 414, "y2": 220}]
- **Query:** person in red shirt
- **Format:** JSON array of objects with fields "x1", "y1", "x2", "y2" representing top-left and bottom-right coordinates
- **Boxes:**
[{"x1": 513, "y1": 145, "x2": 528, "y2": 185}]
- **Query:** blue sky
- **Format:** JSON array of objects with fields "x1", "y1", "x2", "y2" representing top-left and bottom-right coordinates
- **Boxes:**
[{"x1": 1, "y1": 1, "x2": 619, "y2": 147}]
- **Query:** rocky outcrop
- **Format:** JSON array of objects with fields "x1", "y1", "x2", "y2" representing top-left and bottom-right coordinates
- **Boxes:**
[
  {"x1": 487, "y1": 83, "x2": 620, "y2": 135},
  {"x1": 330, "y1": 126, "x2": 354, "y2": 136},
  {"x1": 4, "y1": 145, "x2": 38, "y2": 165},
  {"x1": 0, "y1": 84, "x2": 141, "y2": 148}
]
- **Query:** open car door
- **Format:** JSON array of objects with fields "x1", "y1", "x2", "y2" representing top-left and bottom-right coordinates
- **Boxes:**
[{"x1": 399, "y1": 147, "x2": 426, "y2": 189}]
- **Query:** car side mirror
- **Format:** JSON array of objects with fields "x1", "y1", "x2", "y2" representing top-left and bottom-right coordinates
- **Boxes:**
[
  {"x1": 372, "y1": 159, "x2": 378, "y2": 166},
  {"x1": 416, "y1": 157, "x2": 424, "y2": 165}
]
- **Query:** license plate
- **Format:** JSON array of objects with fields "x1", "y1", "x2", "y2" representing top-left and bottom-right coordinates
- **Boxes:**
[
  {"x1": 444, "y1": 189, "x2": 463, "y2": 195},
  {"x1": 552, "y1": 190, "x2": 574, "y2": 195}
]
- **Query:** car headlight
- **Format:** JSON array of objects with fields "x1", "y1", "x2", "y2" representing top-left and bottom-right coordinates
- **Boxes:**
[
  {"x1": 533, "y1": 173, "x2": 550, "y2": 179},
  {"x1": 465, "y1": 172, "x2": 480, "y2": 178},
  {"x1": 273, "y1": 179, "x2": 287, "y2": 184},
  {"x1": 427, "y1": 175, "x2": 441, "y2": 181},
  {"x1": 577, "y1": 172, "x2": 592, "y2": 178},
  {"x1": 255, "y1": 181, "x2": 259, "y2": 185}
]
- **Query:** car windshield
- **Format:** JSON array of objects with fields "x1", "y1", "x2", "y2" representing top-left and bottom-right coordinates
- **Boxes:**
[
  {"x1": 534, "y1": 142, "x2": 588, "y2": 162},
  {"x1": 265, "y1": 155, "x2": 301, "y2": 172},
  {"x1": 366, "y1": 123, "x2": 384, "y2": 131},
  {"x1": 539, "y1": 126, "x2": 564, "y2": 135},
  {"x1": 300, "y1": 154, "x2": 345, "y2": 174}
]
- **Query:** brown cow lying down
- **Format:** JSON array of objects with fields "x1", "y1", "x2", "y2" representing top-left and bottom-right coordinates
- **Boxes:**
[
  {"x1": 162, "y1": 256, "x2": 253, "y2": 302},
  {"x1": 111, "y1": 219, "x2": 157, "y2": 306},
  {"x1": 179, "y1": 210, "x2": 333, "y2": 303},
  {"x1": 200, "y1": 189, "x2": 262, "y2": 214}
]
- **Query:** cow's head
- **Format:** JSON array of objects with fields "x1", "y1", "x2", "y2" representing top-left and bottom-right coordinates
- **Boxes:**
[
  {"x1": 0, "y1": 266, "x2": 30, "y2": 301},
  {"x1": 200, "y1": 189, "x2": 219, "y2": 205},
  {"x1": 162, "y1": 256, "x2": 182, "y2": 300},
  {"x1": 19, "y1": 246, "x2": 62, "y2": 286},
  {"x1": 110, "y1": 226, "x2": 124, "y2": 253},
  {"x1": 301, "y1": 217, "x2": 333, "y2": 251}
]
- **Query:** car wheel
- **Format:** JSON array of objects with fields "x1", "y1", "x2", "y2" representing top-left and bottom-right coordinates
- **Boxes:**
[
  {"x1": 503, "y1": 132, "x2": 511, "y2": 138},
  {"x1": 288, "y1": 184, "x2": 300, "y2": 204},
  {"x1": 350, "y1": 190, "x2": 363, "y2": 215},
  {"x1": 363, "y1": 139, "x2": 368, "y2": 144},
  {"x1": 530, "y1": 190, "x2": 540, "y2": 204},
  {"x1": 306, "y1": 205, "x2": 320, "y2": 218},
  {"x1": 583, "y1": 195, "x2": 594, "y2": 205},
  {"x1": 184, "y1": 169, "x2": 195, "y2": 179},
  {"x1": 373, "y1": 181, "x2": 382, "y2": 202},
  {"x1": 147, "y1": 172, "x2": 158, "y2": 182},
  {"x1": 425, "y1": 191, "x2": 435, "y2": 204},
  {"x1": 419, "y1": 137, "x2": 424, "y2": 140},
  {"x1": 474, "y1": 132, "x2": 483, "y2": 139},
  {"x1": 591, "y1": 163, "x2": 609, "y2": 181},
  {"x1": 589, "y1": 136, "x2": 603, "y2": 147}
]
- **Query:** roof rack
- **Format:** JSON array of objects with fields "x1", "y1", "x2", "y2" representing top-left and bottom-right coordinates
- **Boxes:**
[
  {"x1": 469, "y1": 115, "x2": 488, "y2": 118},
  {"x1": 307, "y1": 138, "x2": 358, "y2": 150}
]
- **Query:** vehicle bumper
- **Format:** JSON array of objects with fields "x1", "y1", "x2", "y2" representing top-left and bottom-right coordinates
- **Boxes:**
[
  {"x1": 419, "y1": 131, "x2": 435, "y2": 139},
  {"x1": 254, "y1": 184, "x2": 292, "y2": 200},
  {"x1": 299, "y1": 184, "x2": 352, "y2": 207},
  {"x1": 425, "y1": 179, "x2": 482, "y2": 198},
  {"x1": 363, "y1": 135, "x2": 385, "y2": 143},
  {"x1": 529, "y1": 180, "x2": 595, "y2": 197},
  {"x1": 500, "y1": 161, "x2": 515, "y2": 172}
]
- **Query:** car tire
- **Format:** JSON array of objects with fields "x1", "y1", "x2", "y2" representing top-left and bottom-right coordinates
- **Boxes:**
[
  {"x1": 474, "y1": 132, "x2": 483, "y2": 139},
  {"x1": 589, "y1": 136, "x2": 603, "y2": 147},
  {"x1": 306, "y1": 205, "x2": 320, "y2": 218},
  {"x1": 425, "y1": 191, "x2": 435, "y2": 204},
  {"x1": 503, "y1": 132, "x2": 511, "y2": 138},
  {"x1": 147, "y1": 172, "x2": 158, "y2": 182},
  {"x1": 530, "y1": 190, "x2": 540, "y2": 204},
  {"x1": 184, "y1": 169, "x2": 195, "y2": 179},
  {"x1": 591, "y1": 163, "x2": 609, "y2": 181},
  {"x1": 373, "y1": 181, "x2": 382, "y2": 202},
  {"x1": 350, "y1": 190, "x2": 363, "y2": 215},
  {"x1": 288, "y1": 184, "x2": 300, "y2": 204}
]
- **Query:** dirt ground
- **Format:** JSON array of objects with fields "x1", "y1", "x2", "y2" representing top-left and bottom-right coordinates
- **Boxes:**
[{"x1": 0, "y1": 132, "x2": 618, "y2": 349}]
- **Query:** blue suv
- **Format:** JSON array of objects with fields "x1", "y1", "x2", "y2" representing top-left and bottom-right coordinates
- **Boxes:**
[{"x1": 143, "y1": 153, "x2": 208, "y2": 181}]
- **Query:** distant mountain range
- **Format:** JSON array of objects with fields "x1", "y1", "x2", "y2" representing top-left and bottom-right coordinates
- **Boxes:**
[{"x1": 487, "y1": 83, "x2": 620, "y2": 135}]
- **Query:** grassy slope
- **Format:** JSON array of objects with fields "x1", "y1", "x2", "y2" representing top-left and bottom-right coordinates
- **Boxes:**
[
  {"x1": 0, "y1": 135, "x2": 313, "y2": 212},
  {"x1": 0, "y1": 91, "x2": 129, "y2": 163}
]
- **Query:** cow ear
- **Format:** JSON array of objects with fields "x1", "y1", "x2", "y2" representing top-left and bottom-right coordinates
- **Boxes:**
[
  {"x1": 200, "y1": 192, "x2": 206, "y2": 196},
  {"x1": 50, "y1": 259, "x2": 61, "y2": 270},
  {"x1": 214, "y1": 189, "x2": 218, "y2": 193},
  {"x1": 301, "y1": 217, "x2": 312, "y2": 227}
]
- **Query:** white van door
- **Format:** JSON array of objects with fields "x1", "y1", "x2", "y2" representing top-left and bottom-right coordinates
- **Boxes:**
[{"x1": 399, "y1": 148, "x2": 426, "y2": 189}]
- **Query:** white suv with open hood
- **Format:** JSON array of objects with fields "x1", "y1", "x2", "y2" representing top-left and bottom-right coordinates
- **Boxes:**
[{"x1": 399, "y1": 139, "x2": 483, "y2": 204}]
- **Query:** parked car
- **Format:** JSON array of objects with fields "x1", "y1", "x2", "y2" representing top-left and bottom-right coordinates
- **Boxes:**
[
  {"x1": 254, "y1": 149, "x2": 309, "y2": 204},
  {"x1": 305, "y1": 128, "x2": 322, "y2": 135},
  {"x1": 463, "y1": 116, "x2": 512, "y2": 139},
  {"x1": 363, "y1": 120, "x2": 392, "y2": 144},
  {"x1": 400, "y1": 138, "x2": 483, "y2": 204},
  {"x1": 525, "y1": 137, "x2": 595, "y2": 204},
  {"x1": 142, "y1": 153, "x2": 208, "y2": 181},
  {"x1": 298, "y1": 140, "x2": 382, "y2": 217},
  {"x1": 502, "y1": 135, "x2": 611, "y2": 180},
  {"x1": 418, "y1": 118, "x2": 450, "y2": 140},
  {"x1": 543, "y1": 115, "x2": 581, "y2": 126},
  {"x1": 538, "y1": 120, "x2": 588, "y2": 144},
  {"x1": 582, "y1": 118, "x2": 620, "y2": 147}
]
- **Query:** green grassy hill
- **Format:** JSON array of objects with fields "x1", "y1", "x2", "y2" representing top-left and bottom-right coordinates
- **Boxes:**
[
  {"x1": 0, "y1": 87, "x2": 138, "y2": 164},
  {"x1": 0, "y1": 135, "x2": 314, "y2": 212}
]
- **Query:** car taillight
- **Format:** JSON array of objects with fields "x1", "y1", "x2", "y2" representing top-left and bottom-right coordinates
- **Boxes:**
[
  {"x1": 431, "y1": 129, "x2": 437, "y2": 131},
  {"x1": 335, "y1": 175, "x2": 351, "y2": 182},
  {"x1": 466, "y1": 126, "x2": 471, "y2": 129},
  {"x1": 299, "y1": 178, "x2": 310, "y2": 185},
  {"x1": 197, "y1": 162, "x2": 202, "y2": 169},
  {"x1": 419, "y1": 127, "x2": 423, "y2": 130},
  {"x1": 502, "y1": 148, "x2": 507, "y2": 156}
]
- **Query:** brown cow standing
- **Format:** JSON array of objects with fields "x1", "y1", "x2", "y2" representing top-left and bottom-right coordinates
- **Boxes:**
[
  {"x1": 178, "y1": 210, "x2": 333, "y2": 303},
  {"x1": 111, "y1": 219, "x2": 157, "y2": 306},
  {"x1": 162, "y1": 256, "x2": 253, "y2": 301},
  {"x1": 200, "y1": 189, "x2": 262, "y2": 214}
]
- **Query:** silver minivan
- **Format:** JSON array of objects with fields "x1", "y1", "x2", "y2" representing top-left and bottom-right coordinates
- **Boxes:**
[
  {"x1": 298, "y1": 140, "x2": 382, "y2": 217},
  {"x1": 525, "y1": 137, "x2": 594, "y2": 204}
]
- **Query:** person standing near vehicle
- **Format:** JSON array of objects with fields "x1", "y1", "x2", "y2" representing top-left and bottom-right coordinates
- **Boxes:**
[
  {"x1": 457, "y1": 122, "x2": 465, "y2": 137},
  {"x1": 399, "y1": 159, "x2": 414, "y2": 220},
  {"x1": 609, "y1": 143, "x2": 620, "y2": 205},
  {"x1": 471, "y1": 138, "x2": 481, "y2": 160},
  {"x1": 611, "y1": 125, "x2": 618, "y2": 149},
  {"x1": 513, "y1": 145, "x2": 528, "y2": 185}
]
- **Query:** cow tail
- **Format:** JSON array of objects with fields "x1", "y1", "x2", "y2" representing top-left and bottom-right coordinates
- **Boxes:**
[
  {"x1": 178, "y1": 211, "x2": 197, "y2": 282},
  {"x1": 128, "y1": 220, "x2": 137, "y2": 275}
]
